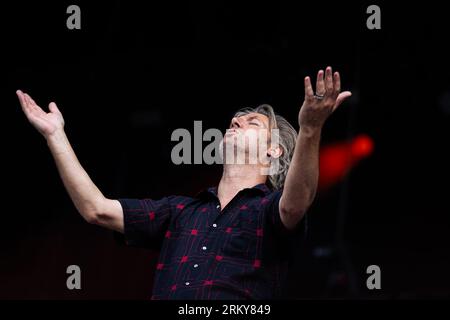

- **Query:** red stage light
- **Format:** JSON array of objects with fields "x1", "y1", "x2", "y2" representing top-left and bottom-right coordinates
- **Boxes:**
[
  {"x1": 351, "y1": 134, "x2": 374, "y2": 158},
  {"x1": 318, "y1": 134, "x2": 374, "y2": 190}
]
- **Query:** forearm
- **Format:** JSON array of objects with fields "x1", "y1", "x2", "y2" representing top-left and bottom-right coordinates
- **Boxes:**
[
  {"x1": 279, "y1": 66, "x2": 351, "y2": 229},
  {"x1": 281, "y1": 125, "x2": 321, "y2": 219},
  {"x1": 46, "y1": 130, "x2": 106, "y2": 223}
]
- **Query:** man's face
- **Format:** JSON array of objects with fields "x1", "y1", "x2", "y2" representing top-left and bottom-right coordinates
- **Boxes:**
[{"x1": 222, "y1": 112, "x2": 271, "y2": 165}]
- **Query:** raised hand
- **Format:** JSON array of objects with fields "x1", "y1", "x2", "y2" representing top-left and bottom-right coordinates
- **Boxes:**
[
  {"x1": 298, "y1": 66, "x2": 352, "y2": 129},
  {"x1": 16, "y1": 90, "x2": 65, "y2": 137}
]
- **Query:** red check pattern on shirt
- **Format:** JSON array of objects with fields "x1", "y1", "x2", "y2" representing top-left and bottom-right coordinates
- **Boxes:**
[{"x1": 118, "y1": 183, "x2": 300, "y2": 300}]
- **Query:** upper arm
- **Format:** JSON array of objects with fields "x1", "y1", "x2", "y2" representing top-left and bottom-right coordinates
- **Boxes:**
[
  {"x1": 278, "y1": 194, "x2": 307, "y2": 231},
  {"x1": 261, "y1": 191, "x2": 308, "y2": 253},
  {"x1": 263, "y1": 191, "x2": 307, "y2": 237},
  {"x1": 95, "y1": 198, "x2": 124, "y2": 233}
]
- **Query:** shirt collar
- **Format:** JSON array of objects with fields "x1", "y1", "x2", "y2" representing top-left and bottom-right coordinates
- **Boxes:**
[{"x1": 195, "y1": 183, "x2": 272, "y2": 199}]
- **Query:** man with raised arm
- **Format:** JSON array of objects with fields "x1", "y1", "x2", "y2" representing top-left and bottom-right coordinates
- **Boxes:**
[{"x1": 17, "y1": 66, "x2": 351, "y2": 299}]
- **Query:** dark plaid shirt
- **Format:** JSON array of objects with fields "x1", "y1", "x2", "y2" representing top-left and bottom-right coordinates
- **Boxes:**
[{"x1": 118, "y1": 183, "x2": 304, "y2": 300}]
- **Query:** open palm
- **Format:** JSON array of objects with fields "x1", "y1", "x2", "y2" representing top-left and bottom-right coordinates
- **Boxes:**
[
  {"x1": 299, "y1": 67, "x2": 352, "y2": 129},
  {"x1": 17, "y1": 90, "x2": 65, "y2": 137}
]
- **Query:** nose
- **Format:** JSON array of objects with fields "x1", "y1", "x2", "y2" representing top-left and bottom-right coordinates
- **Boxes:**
[{"x1": 231, "y1": 117, "x2": 242, "y2": 128}]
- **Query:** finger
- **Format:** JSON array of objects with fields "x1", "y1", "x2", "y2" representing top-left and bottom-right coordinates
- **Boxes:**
[
  {"x1": 16, "y1": 90, "x2": 29, "y2": 112},
  {"x1": 325, "y1": 66, "x2": 334, "y2": 94},
  {"x1": 24, "y1": 93, "x2": 37, "y2": 109},
  {"x1": 17, "y1": 91, "x2": 39, "y2": 123},
  {"x1": 333, "y1": 91, "x2": 352, "y2": 112},
  {"x1": 24, "y1": 93, "x2": 47, "y2": 117},
  {"x1": 304, "y1": 76, "x2": 314, "y2": 100},
  {"x1": 29, "y1": 95, "x2": 38, "y2": 107},
  {"x1": 315, "y1": 70, "x2": 325, "y2": 95},
  {"x1": 17, "y1": 91, "x2": 34, "y2": 121},
  {"x1": 23, "y1": 93, "x2": 33, "y2": 109},
  {"x1": 333, "y1": 71, "x2": 341, "y2": 94}
]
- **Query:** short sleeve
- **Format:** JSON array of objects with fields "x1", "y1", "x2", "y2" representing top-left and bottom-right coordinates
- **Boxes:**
[{"x1": 118, "y1": 196, "x2": 176, "y2": 249}]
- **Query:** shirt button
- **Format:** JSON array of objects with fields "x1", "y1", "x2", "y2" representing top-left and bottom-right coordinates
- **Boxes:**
[
  {"x1": 216, "y1": 204, "x2": 220, "y2": 209},
  {"x1": 202, "y1": 246, "x2": 207, "y2": 251},
  {"x1": 193, "y1": 264, "x2": 199, "y2": 268},
  {"x1": 185, "y1": 282, "x2": 190, "y2": 286},
  {"x1": 212, "y1": 223, "x2": 217, "y2": 228}
]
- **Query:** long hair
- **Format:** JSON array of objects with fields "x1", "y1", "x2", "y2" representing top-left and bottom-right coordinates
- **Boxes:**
[{"x1": 233, "y1": 104, "x2": 297, "y2": 190}]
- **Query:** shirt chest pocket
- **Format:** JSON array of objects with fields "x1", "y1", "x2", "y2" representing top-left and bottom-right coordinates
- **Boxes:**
[
  {"x1": 222, "y1": 230, "x2": 256, "y2": 258},
  {"x1": 221, "y1": 211, "x2": 261, "y2": 259}
]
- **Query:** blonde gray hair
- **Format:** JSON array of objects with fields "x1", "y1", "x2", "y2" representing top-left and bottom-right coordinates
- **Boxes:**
[{"x1": 233, "y1": 104, "x2": 298, "y2": 190}]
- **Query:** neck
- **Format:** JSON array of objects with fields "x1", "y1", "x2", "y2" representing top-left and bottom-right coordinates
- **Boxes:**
[{"x1": 218, "y1": 164, "x2": 266, "y2": 205}]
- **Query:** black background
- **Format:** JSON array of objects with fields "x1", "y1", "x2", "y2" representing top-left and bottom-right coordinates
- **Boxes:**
[{"x1": 1, "y1": 1, "x2": 450, "y2": 299}]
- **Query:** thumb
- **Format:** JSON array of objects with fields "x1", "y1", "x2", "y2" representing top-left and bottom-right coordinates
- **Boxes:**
[
  {"x1": 334, "y1": 91, "x2": 352, "y2": 111},
  {"x1": 48, "y1": 102, "x2": 61, "y2": 115}
]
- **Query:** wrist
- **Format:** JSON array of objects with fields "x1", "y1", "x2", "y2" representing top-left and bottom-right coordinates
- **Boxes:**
[
  {"x1": 46, "y1": 129, "x2": 70, "y2": 154},
  {"x1": 299, "y1": 125, "x2": 322, "y2": 138}
]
